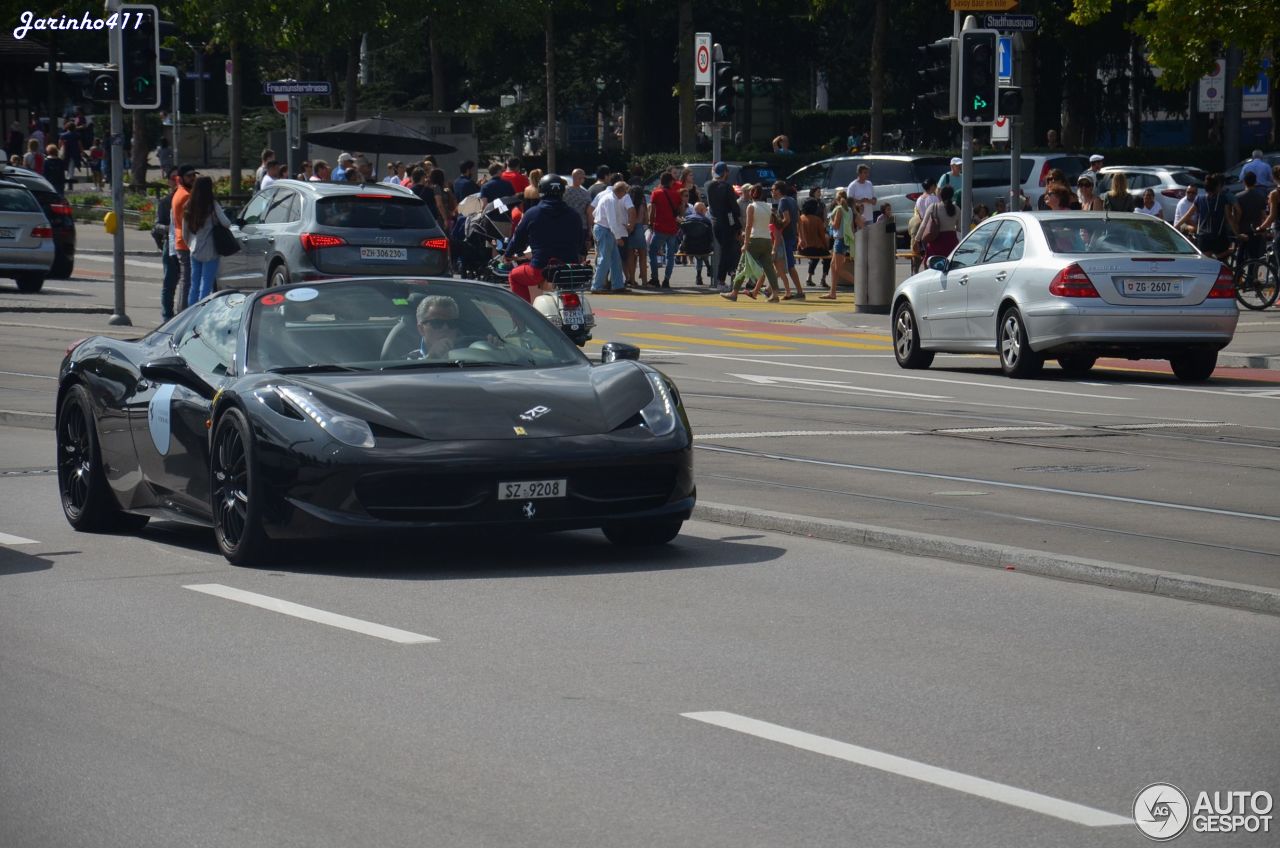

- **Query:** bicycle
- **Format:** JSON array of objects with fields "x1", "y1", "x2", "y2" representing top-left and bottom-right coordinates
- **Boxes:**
[{"x1": 1231, "y1": 233, "x2": 1279, "y2": 310}]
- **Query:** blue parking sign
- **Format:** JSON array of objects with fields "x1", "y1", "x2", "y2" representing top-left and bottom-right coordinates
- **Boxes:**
[{"x1": 997, "y1": 36, "x2": 1012, "y2": 81}]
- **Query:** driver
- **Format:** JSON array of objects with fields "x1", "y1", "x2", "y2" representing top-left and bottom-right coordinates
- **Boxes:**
[
  {"x1": 503, "y1": 173, "x2": 585, "y2": 302},
  {"x1": 410, "y1": 295, "x2": 463, "y2": 359}
]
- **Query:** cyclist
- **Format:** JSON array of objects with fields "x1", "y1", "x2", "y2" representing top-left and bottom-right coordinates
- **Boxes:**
[
  {"x1": 1194, "y1": 173, "x2": 1239, "y2": 261},
  {"x1": 503, "y1": 173, "x2": 585, "y2": 303}
]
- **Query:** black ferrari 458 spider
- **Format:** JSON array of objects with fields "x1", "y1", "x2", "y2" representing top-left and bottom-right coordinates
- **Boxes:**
[{"x1": 56, "y1": 277, "x2": 695, "y2": 565}]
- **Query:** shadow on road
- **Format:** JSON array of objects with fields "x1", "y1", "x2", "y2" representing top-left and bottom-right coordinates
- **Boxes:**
[
  {"x1": 137, "y1": 521, "x2": 786, "y2": 580},
  {"x1": 0, "y1": 546, "x2": 61, "y2": 575}
]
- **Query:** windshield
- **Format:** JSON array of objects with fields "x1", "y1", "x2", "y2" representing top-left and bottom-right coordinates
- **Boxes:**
[
  {"x1": 1040, "y1": 217, "x2": 1198, "y2": 255},
  {"x1": 315, "y1": 196, "x2": 435, "y2": 229},
  {"x1": 247, "y1": 279, "x2": 586, "y2": 372}
]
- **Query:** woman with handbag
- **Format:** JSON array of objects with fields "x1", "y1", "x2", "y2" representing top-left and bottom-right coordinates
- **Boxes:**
[
  {"x1": 921, "y1": 185, "x2": 960, "y2": 262},
  {"x1": 183, "y1": 175, "x2": 233, "y2": 306}
]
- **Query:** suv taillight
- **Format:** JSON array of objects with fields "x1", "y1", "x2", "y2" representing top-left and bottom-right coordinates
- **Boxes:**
[
  {"x1": 1207, "y1": 264, "x2": 1236, "y2": 298},
  {"x1": 299, "y1": 233, "x2": 345, "y2": 250},
  {"x1": 31, "y1": 226, "x2": 52, "y2": 238},
  {"x1": 1038, "y1": 161, "x2": 1052, "y2": 187},
  {"x1": 49, "y1": 202, "x2": 72, "y2": 217},
  {"x1": 421, "y1": 237, "x2": 449, "y2": 250},
  {"x1": 1161, "y1": 188, "x2": 1185, "y2": 199},
  {"x1": 906, "y1": 192, "x2": 922, "y2": 202},
  {"x1": 1048, "y1": 263, "x2": 1099, "y2": 297}
]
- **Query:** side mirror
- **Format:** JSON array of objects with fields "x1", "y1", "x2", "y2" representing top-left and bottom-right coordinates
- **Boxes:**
[
  {"x1": 927, "y1": 255, "x2": 949, "y2": 272},
  {"x1": 600, "y1": 342, "x2": 641, "y2": 364},
  {"x1": 141, "y1": 356, "x2": 216, "y2": 399}
]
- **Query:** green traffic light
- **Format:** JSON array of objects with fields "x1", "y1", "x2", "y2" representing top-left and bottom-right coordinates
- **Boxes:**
[{"x1": 973, "y1": 96, "x2": 987, "y2": 109}]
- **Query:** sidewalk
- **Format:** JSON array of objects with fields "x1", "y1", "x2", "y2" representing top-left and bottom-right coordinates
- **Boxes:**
[{"x1": 10, "y1": 224, "x2": 1280, "y2": 371}]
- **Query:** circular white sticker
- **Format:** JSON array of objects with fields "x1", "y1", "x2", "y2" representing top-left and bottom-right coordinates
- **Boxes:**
[
  {"x1": 285, "y1": 287, "x2": 319, "y2": 302},
  {"x1": 147, "y1": 383, "x2": 176, "y2": 455}
]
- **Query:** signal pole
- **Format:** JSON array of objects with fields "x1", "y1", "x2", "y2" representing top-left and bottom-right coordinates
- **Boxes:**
[
  {"x1": 959, "y1": 13, "x2": 973, "y2": 234},
  {"x1": 107, "y1": 0, "x2": 129, "y2": 326}
]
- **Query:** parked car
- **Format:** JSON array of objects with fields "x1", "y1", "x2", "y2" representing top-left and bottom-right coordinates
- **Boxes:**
[
  {"x1": 643, "y1": 162, "x2": 779, "y2": 196},
  {"x1": 0, "y1": 178, "x2": 56, "y2": 292},
  {"x1": 969, "y1": 154, "x2": 1091, "y2": 212},
  {"x1": 1091, "y1": 165, "x2": 1206, "y2": 220},
  {"x1": 217, "y1": 180, "x2": 451, "y2": 289},
  {"x1": 1224, "y1": 152, "x2": 1280, "y2": 195},
  {"x1": 890, "y1": 212, "x2": 1238, "y2": 382},
  {"x1": 0, "y1": 164, "x2": 76, "y2": 278},
  {"x1": 786, "y1": 154, "x2": 950, "y2": 247}
]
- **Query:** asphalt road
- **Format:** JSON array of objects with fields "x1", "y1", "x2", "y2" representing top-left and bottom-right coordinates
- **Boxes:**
[
  {"x1": 2, "y1": 245, "x2": 1279, "y2": 845},
  {"x1": 1, "y1": 465, "x2": 1277, "y2": 848}
]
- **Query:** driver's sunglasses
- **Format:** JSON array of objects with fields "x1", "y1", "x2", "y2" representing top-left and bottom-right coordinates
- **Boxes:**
[{"x1": 421, "y1": 318, "x2": 457, "y2": 329}]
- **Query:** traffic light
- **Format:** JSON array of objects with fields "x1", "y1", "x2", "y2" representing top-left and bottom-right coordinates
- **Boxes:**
[
  {"x1": 915, "y1": 37, "x2": 956, "y2": 120},
  {"x1": 90, "y1": 72, "x2": 119, "y2": 102},
  {"x1": 118, "y1": 4, "x2": 160, "y2": 108},
  {"x1": 958, "y1": 29, "x2": 998, "y2": 125},
  {"x1": 695, "y1": 98, "x2": 714, "y2": 123},
  {"x1": 713, "y1": 60, "x2": 735, "y2": 121},
  {"x1": 998, "y1": 86, "x2": 1023, "y2": 116}
]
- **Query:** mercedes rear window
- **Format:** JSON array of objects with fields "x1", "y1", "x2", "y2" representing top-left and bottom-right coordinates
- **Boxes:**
[
  {"x1": 315, "y1": 196, "x2": 435, "y2": 229},
  {"x1": 1041, "y1": 217, "x2": 1197, "y2": 255},
  {"x1": 0, "y1": 187, "x2": 40, "y2": 212}
]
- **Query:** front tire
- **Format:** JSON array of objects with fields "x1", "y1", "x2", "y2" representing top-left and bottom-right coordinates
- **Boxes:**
[
  {"x1": 15, "y1": 273, "x2": 45, "y2": 293},
  {"x1": 603, "y1": 518, "x2": 683, "y2": 547},
  {"x1": 56, "y1": 384, "x2": 149, "y2": 532},
  {"x1": 998, "y1": 307, "x2": 1043, "y2": 378},
  {"x1": 211, "y1": 408, "x2": 275, "y2": 566},
  {"x1": 892, "y1": 301, "x2": 934, "y2": 369},
  {"x1": 1056, "y1": 354, "x2": 1097, "y2": 376},
  {"x1": 1170, "y1": 350, "x2": 1217, "y2": 382}
]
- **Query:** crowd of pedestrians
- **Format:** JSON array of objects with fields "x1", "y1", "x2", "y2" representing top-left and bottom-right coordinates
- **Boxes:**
[{"x1": 3, "y1": 111, "x2": 105, "y2": 193}]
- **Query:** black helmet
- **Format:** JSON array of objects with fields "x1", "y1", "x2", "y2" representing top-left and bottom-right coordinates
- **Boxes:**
[{"x1": 538, "y1": 173, "x2": 567, "y2": 199}]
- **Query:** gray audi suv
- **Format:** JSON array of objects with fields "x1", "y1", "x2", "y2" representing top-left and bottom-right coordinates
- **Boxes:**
[{"x1": 217, "y1": 180, "x2": 450, "y2": 289}]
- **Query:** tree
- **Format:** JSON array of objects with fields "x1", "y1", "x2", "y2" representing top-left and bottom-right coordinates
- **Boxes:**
[{"x1": 1070, "y1": 0, "x2": 1277, "y2": 91}]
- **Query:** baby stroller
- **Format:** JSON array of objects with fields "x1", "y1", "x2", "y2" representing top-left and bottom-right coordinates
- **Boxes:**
[
  {"x1": 678, "y1": 216, "x2": 714, "y2": 285},
  {"x1": 456, "y1": 195, "x2": 520, "y2": 280}
]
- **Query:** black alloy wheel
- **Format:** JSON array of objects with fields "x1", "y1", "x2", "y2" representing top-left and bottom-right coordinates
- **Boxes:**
[
  {"x1": 56, "y1": 384, "x2": 148, "y2": 532},
  {"x1": 603, "y1": 518, "x2": 683, "y2": 547},
  {"x1": 211, "y1": 408, "x2": 273, "y2": 565}
]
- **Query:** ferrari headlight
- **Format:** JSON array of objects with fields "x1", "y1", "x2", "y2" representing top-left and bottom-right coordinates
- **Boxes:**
[
  {"x1": 639, "y1": 372, "x2": 678, "y2": 437},
  {"x1": 274, "y1": 385, "x2": 375, "y2": 448}
]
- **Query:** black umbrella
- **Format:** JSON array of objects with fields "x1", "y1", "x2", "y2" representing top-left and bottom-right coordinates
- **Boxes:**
[{"x1": 304, "y1": 116, "x2": 457, "y2": 161}]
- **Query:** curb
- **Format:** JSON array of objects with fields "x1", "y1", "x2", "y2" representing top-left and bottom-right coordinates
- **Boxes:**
[
  {"x1": 0, "y1": 409, "x2": 55, "y2": 429},
  {"x1": 77, "y1": 248, "x2": 161, "y2": 257},
  {"x1": 1219, "y1": 352, "x2": 1280, "y2": 370},
  {"x1": 0, "y1": 305, "x2": 113, "y2": 314},
  {"x1": 692, "y1": 501, "x2": 1280, "y2": 617}
]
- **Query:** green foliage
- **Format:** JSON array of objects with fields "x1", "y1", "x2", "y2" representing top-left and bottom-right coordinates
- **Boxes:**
[{"x1": 1070, "y1": 0, "x2": 1279, "y2": 90}]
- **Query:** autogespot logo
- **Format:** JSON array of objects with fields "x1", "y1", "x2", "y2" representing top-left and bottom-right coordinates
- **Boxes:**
[{"x1": 1134, "y1": 783, "x2": 1190, "y2": 841}]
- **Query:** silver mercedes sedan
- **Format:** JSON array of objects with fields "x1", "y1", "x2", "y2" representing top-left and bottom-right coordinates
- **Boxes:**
[{"x1": 891, "y1": 212, "x2": 1239, "y2": 381}]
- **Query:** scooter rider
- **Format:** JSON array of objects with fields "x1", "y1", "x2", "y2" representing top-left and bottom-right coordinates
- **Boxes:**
[{"x1": 504, "y1": 173, "x2": 586, "y2": 302}]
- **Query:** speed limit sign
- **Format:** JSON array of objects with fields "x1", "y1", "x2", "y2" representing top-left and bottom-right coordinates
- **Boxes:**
[{"x1": 695, "y1": 33, "x2": 711, "y2": 84}]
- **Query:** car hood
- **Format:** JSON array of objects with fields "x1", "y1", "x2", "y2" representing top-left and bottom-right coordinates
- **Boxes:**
[{"x1": 287, "y1": 361, "x2": 655, "y2": 440}]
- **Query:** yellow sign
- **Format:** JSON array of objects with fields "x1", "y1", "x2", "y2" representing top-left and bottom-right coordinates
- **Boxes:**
[{"x1": 949, "y1": 0, "x2": 1018, "y2": 10}]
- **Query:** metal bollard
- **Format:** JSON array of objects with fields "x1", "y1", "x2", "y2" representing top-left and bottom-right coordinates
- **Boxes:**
[{"x1": 856, "y1": 217, "x2": 895, "y2": 314}]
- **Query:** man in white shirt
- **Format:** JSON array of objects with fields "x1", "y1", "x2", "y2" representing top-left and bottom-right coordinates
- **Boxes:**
[
  {"x1": 590, "y1": 182, "x2": 632, "y2": 293},
  {"x1": 1173, "y1": 183, "x2": 1199, "y2": 236},
  {"x1": 846, "y1": 164, "x2": 876, "y2": 224}
]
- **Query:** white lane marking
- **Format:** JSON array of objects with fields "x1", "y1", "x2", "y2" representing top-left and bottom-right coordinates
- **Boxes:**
[
  {"x1": 184, "y1": 584, "x2": 438, "y2": 644},
  {"x1": 695, "y1": 425, "x2": 1084, "y2": 441},
  {"x1": 695, "y1": 444, "x2": 1280, "y2": 523},
  {"x1": 716, "y1": 354, "x2": 1132, "y2": 400},
  {"x1": 0, "y1": 532, "x2": 39, "y2": 545},
  {"x1": 729, "y1": 373, "x2": 951, "y2": 400},
  {"x1": 0, "y1": 370, "x2": 57, "y2": 380},
  {"x1": 77, "y1": 254, "x2": 164, "y2": 271},
  {"x1": 682, "y1": 712, "x2": 1130, "y2": 827}
]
